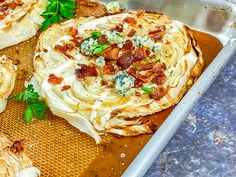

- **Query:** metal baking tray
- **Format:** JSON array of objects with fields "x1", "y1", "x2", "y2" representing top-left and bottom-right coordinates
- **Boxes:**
[
  {"x1": 104, "y1": 0, "x2": 235, "y2": 176},
  {"x1": 0, "y1": 0, "x2": 235, "y2": 176}
]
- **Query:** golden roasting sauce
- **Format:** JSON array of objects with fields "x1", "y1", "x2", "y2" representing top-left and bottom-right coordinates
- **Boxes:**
[{"x1": 0, "y1": 2, "x2": 223, "y2": 176}]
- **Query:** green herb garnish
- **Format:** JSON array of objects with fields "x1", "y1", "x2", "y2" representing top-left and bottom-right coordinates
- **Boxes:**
[
  {"x1": 41, "y1": 0, "x2": 76, "y2": 31},
  {"x1": 156, "y1": 59, "x2": 161, "y2": 63},
  {"x1": 116, "y1": 32, "x2": 122, "y2": 37},
  {"x1": 135, "y1": 66, "x2": 140, "y2": 71},
  {"x1": 92, "y1": 43, "x2": 110, "y2": 55},
  {"x1": 7, "y1": 84, "x2": 47, "y2": 123},
  {"x1": 145, "y1": 57, "x2": 151, "y2": 63},
  {"x1": 141, "y1": 86, "x2": 155, "y2": 94},
  {"x1": 91, "y1": 31, "x2": 102, "y2": 39}
]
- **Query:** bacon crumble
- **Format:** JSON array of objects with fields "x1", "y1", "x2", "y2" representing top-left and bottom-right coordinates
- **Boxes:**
[
  {"x1": 111, "y1": 23, "x2": 124, "y2": 32},
  {"x1": 10, "y1": 140, "x2": 24, "y2": 155},
  {"x1": 61, "y1": 85, "x2": 71, "y2": 91},
  {"x1": 122, "y1": 40, "x2": 134, "y2": 50},
  {"x1": 134, "y1": 48, "x2": 145, "y2": 61},
  {"x1": 75, "y1": 64, "x2": 98, "y2": 80},
  {"x1": 97, "y1": 35, "x2": 108, "y2": 44},
  {"x1": 102, "y1": 47, "x2": 119, "y2": 60},
  {"x1": 124, "y1": 16, "x2": 137, "y2": 25},
  {"x1": 48, "y1": 74, "x2": 64, "y2": 85},
  {"x1": 101, "y1": 79, "x2": 108, "y2": 85},
  {"x1": 136, "y1": 10, "x2": 146, "y2": 18},
  {"x1": 69, "y1": 28, "x2": 78, "y2": 38},
  {"x1": 150, "y1": 86, "x2": 167, "y2": 100},
  {"x1": 54, "y1": 45, "x2": 74, "y2": 58},
  {"x1": 117, "y1": 52, "x2": 134, "y2": 69},
  {"x1": 128, "y1": 28, "x2": 136, "y2": 37},
  {"x1": 102, "y1": 62, "x2": 116, "y2": 75},
  {"x1": 151, "y1": 73, "x2": 167, "y2": 85}
]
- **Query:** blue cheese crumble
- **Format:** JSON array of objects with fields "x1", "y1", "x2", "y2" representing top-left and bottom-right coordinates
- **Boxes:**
[
  {"x1": 113, "y1": 71, "x2": 135, "y2": 94},
  {"x1": 104, "y1": 31, "x2": 124, "y2": 44},
  {"x1": 81, "y1": 38, "x2": 98, "y2": 55},
  {"x1": 132, "y1": 35, "x2": 158, "y2": 51},
  {"x1": 95, "y1": 56, "x2": 105, "y2": 67},
  {"x1": 106, "y1": 2, "x2": 120, "y2": 13}
]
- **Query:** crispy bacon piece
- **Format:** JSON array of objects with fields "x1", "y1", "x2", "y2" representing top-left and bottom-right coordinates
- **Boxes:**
[
  {"x1": 10, "y1": 140, "x2": 24, "y2": 155},
  {"x1": 74, "y1": 38, "x2": 84, "y2": 47},
  {"x1": 128, "y1": 28, "x2": 136, "y2": 37},
  {"x1": 111, "y1": 23, "x2": 124, "y2": 32},
  {"x1": 0, "y1": 4, "x2": 8, "y2": 19},
  {"x1": 103, "y1": 47, "x2": 119, "y2": 60},
  {"x1": 134, "y1": 48, "x2": 145, "y2": 61},
  {"x1": 152, "y1": 63, "x2": 167, "y2": 74},
  {"x1": 152, "y1": 34, "x2": 162, "y2": 42},
  {"x1": 69, "y1": 28, "x2": 78, "y2": 38},
  {"x1": 97, "y1": 35, "x2": 108, "y2": 44},
  {"x1": 48, "y1": 74, "x2": 64, "y2": 85},
  {"x1": 145, "y1": 70, "x2": 153, "y2": 78},
  {"x1": 136, "y1": 10, "x2": 145, "y2": 18},
  {"x1": 43, "y1": 48, "x2": 48, "y2": 53},
  {"x1": 75, "y1": 64, "x2": 98, "y2": 80},
  {"x1": 6, "y1": 2, "x2": 17, "y2": 9},
  {"x1": 117, "y1": 52, "x2": 134, "y2": 69},
  {"x1": 54, "y1": 45, "x2": 74, "y2": 58},
  {"x1": 151, "y1": 73, "x2": 167, "y2": 85},
  {"x1": 102, "y1": 62, "x2": 116, "y2": 75},
  {"x1": 150, "y1": 86, "x2": 167, "y2": 100},
  {"x1": 134, "y1": 80, "x2": 143, "y2": 88},
  {"x1": 0, "y1": 11, "x2": 8, "y2": 19},
  {"x1": 124, "y1": 16, "x2": 137, "y2": 25},
  {"x1": 145, "y1": 49, "x2": 151, "y2": 56},
  {"x1": 135, "y1": 90, "x2": 141, "y2": 96},
  {"x1": 139, "y1": 62, "x2": 156, "y2": 71},
  {"x1": 149, "y1": 25, "x2": 166, "y2": 35},
  {"x1": 61, "y1": 85, "x2": 71, "y2": 91},
  {"x1": 101, "y1": 79, "x2": 108, "y2": 85},
  {"x1": 0, "y1": 4, "x2": 8, "y2": 10},
  {"x1": 128, "y1": 68, "x2": 147, "y2": 83},
  {"x1": 127, "y1": 67, "x2": 136, "y2": 77},
  {"x1": 148, "y1": 29, "x2": 161, "y2": 35},
  {"x1": 157, "y1": 25, "x2": 166, "y2": 32},
  {"x1": 54, "y1": 45, "x2": 68, "y2": 53},
  {"x1": 122, "y1": 40, "x2": 134, "y2": 50}
]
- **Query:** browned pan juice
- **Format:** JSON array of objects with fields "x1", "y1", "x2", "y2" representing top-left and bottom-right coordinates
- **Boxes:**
[{"x1": 0, "y1": 2, "x2": 223, "y2": 176}]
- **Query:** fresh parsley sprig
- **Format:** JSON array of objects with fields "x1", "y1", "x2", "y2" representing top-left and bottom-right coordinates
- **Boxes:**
[
  {"x1": 41, "y1": 0, "x2": 76, "y2": 31},
  {"x1": 7, "y1": 84, "x2": 47, "y2": 123},
  {"x1": 92, "y1": 43, "x2": 110, "y2": 55},
  {"x1": 90, "y1": 31, "x2": 102, "y2": 39}
]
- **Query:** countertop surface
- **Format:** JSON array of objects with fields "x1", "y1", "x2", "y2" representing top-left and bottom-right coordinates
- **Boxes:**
[{"x1": 145, "y1": 52, "x2": 236, "y2": 177}]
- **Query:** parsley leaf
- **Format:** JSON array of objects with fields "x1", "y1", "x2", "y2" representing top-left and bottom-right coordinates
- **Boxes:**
[
  {"x1": 141, "y1": 86, "x2": 155, "y2": 94},
  {"x1": 156, "y1": 59, "x2": 161, "y2": 63},
  {"x1": 92, "y1": 43, "x2": 110, "y2": 55},
  {"x1": 90, "y1": 31, "x2": 102, "y2": 39},
  {"x1": 41, "y1": 0, "x2": 76, "y2": 31},
  {"x1": 24, "y1": 106, "x2": 33, "y2": 123},
  {"x1": 145, "y1": 57, "x2": 151, "y2": 63},
  {"x1": 7, "y1": 84, "x2": 47, "y2": 123},
  {"x1": 135, "y1": 66, "x2": 140, "y2": 71}
]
